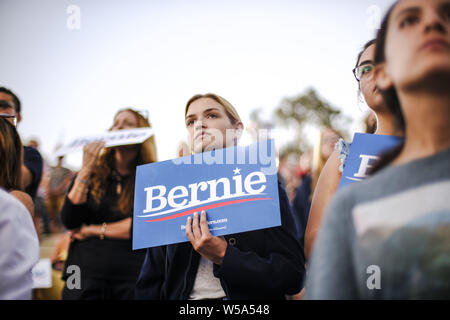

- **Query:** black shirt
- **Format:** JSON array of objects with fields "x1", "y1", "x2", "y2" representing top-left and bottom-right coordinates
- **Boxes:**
[
  {"x1": 61, "y1": 175, "x2": 145, "y2": 281},
  {"x1": 292, "y1": 174, "x2": 312, "y2": 245},
  {"x1": 23, "y1": 146, "x2": 43, "y2": 199}
]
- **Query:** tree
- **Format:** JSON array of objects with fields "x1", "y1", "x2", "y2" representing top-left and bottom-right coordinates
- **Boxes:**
[{"x1": 274, "y1": 87, "x2": 351, "y2": 153}]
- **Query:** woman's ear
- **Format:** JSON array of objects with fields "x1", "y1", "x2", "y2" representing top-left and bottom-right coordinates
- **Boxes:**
[
  {"x1": 16, "y1": 112, "x2": 22, "y2": 124},
  {"x1": 233, "y1": 121, "x2": 244, "y2": 144},
  {"x1": 374, "y1": 63, "x2": 394, "y2": 90}
]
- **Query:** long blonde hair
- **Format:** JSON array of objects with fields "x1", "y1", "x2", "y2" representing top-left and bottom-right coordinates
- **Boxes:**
[
  {"x1": 90, "y1": 108, "x2": 157, "y2": 216},
  {"x1": 310, "y1": 127, "x2": 341, "y2": 196}
]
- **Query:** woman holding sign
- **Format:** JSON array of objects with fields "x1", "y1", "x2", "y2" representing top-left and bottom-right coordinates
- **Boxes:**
[
  {"x1": 304, "y1": 39, "x2": 404, "y2": 261},
  {"x1": 306, "y1": 0, "x2": 450, "y2": 299},
  {"x1": 135, "y1": 93, "x2": 305, "y2": 300},
  {"x1": 60, "y1": 108, "x2": 157, "y2": 300}
]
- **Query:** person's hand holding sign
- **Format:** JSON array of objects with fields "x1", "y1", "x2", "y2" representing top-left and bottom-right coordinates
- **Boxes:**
[
  {"x1": 79, "y1": 140, "x2": 106, "y2": 178},
  {"x1": 186, "y1": 211, "x2": 227, "y2": 265},
  {"x1": 68, "y1": 140, "x2": 105, "y2": 205}
]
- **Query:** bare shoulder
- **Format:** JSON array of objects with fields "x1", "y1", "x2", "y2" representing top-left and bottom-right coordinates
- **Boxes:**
[
  {"x1": 10, "y1": 190, "x2": 35, "y2": 217},
  {"x1": 319, "y1": 150, "x2": 342, "y2": 187},
  {"x1": 311, "y1": 150, "x2": 342, "y2": 207}
]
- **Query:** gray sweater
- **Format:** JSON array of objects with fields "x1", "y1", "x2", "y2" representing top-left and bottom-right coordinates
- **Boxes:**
[{"x1": 305, "y1": 147, "x2": 450, "y2": 299}]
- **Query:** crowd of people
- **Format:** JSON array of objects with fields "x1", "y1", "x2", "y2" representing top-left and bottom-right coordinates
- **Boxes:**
[{"x1": 0, "y1": 0, "x2": 449, "y2": 300}]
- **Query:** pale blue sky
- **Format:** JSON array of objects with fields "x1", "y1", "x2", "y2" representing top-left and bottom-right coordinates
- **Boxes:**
[{"x1": 0, "y1": 0, "x2": 395, "y2": 169}]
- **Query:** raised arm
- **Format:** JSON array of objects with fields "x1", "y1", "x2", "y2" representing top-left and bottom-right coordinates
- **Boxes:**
[
  {"x1": 61, "y1": 141, "x2": 105, "y2": 229},
  {"x1": 304, "y1": 149, "x2": 342, "y2": 260},
  {"x1": 67, "y1": 141, "x2": 105, "y2": 205}
]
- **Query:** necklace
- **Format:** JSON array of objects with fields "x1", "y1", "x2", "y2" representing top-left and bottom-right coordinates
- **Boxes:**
[{"x1": 112, "y1": 170, "x2": 128, "y2": 195}]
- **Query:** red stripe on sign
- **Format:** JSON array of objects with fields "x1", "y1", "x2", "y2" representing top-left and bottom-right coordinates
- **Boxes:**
[{"x1": 144, "y1": 198, "x2": 272, "y2": 222}]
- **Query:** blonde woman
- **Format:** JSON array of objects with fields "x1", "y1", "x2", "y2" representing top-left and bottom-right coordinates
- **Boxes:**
[
  {"x1": 291, "y1": 127, "x2": 341, "y2": 245},
  {"x1": 61, "y1": 108, "x2": 157, "y2": 300},
  {"x1": 136, "y1": 93, "x2": 305, "y2": 300}
]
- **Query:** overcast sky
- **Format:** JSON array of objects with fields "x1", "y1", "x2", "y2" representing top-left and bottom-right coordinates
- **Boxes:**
[{"x1": 0, "y1": 0, "x2": 395, "y2": 169}]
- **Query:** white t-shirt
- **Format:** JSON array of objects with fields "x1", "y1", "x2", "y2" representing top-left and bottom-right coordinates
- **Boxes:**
[
  {"x1": 188, "y1": 256, "x2": 226, "y2": 300},
  {"x1": 0, "y1": 189, "x2": 40, "y2": 299}
]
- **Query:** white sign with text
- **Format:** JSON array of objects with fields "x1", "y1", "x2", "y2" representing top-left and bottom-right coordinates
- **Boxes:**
[{"x1": 55, "y1": 127, "x2": 154, "y2": 156}]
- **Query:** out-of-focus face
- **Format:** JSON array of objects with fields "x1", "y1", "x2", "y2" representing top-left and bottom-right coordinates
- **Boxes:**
[
  {"x1": 0, "y1": 93, "x2": 17, "y2": 126},
  {"x1": 111, "y1": 110, "x2": 139, "y2": 131},
  {"x1": 321, "y1": 128, "x2": 340, "y2": 160},
  {"x1": 185, "y1": 97, "x2": 241, "y2": 154},
  {"x1": 111, "y1": 110, "x2": 140, "y2": 152},
  {"x1": 358, "y1": 44, "x2": 386, "y2": 112},
  {"x1": 299, "y1": 151, "x2": 312, "y2": 172},
  {"x1": 0, "y1": 93, "x2": 15, "y2": 116},
  {"x1": 379, "y1": 0, "x2": 450, "y2": 92}
]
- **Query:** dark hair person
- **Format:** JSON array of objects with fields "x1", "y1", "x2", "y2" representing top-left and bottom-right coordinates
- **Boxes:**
[
  {"x1": 60, "y1": 108, "x2": 157, "y2": 300},
  {"x1": 0, "y1": 87, "x2": 21, "y2": 117},
  {"x1": 0, "y1": 117, "x2": 22, "y2": 190},
  {"x1": 0, "y1": 117, "x2": 34, "y2": 216},
  {"x1": 304, "y1": 38, "x2": 404, "y2": 262},
  {"x1": 306, "y1": 0, "x2": 450, "y2": 299},
  {"x1": 136, "y1": 93, "x2": 305, "y2": 300},
  {"x1": 0, "y1": 87, "x2": 43, "y2": 200}
]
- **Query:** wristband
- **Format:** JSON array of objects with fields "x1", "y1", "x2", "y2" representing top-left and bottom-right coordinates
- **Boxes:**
[
  {"x1": 76, "y1": 176, "x2": 90, "y2": 185},
  {"x1": 100, "y1": 222, "x2": 107, "y2": 240}
]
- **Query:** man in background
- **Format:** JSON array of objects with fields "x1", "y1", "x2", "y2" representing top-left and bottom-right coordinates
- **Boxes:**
[{"x1": 0, "y1": 87, "x2": 43, "y2": 200}]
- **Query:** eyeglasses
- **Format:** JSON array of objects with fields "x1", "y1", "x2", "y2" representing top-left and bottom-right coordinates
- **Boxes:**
[
  {"x1": 352, "y1": 63, "x2": 374, "y2": 82},
  {"x1": 0, "y1": 113, "x2": 17, "y2": 126}
]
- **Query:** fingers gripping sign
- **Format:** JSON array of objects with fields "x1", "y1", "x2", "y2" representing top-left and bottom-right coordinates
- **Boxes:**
[
  {"x1": 77, "y1": 140, "x2": 106, "y2": 180},
  {"x1": 82, "y1": 140, "x2": 105, "y2": 171},
  {"x1": 186, "y1": 211, "x2": 227, "y2": 265}
]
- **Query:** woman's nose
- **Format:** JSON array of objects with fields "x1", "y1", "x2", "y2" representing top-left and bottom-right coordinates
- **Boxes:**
[
  {"x1": 423, "y1": 9, "x2": 447, "y2": 34},
  {"x1": 114, "y1": 122, "x2": 124, "y2": 130},
  {"x1": 194, "y1": 119, "x2": 206, "y2": 130}
]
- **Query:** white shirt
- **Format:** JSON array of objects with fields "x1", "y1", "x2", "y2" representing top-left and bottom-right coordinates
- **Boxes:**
[
  {"x1": 0, "y1": 189, "x2": 39, "y2": 299},
  {"x1": 188, "y1": 256, "x2": 226, "y2": 300}
]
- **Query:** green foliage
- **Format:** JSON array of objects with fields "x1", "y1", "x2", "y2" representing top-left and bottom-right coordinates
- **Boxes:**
[
  {"x1": 274, "y1": 87, "x2": 351, "y2": 154},
  {"x1": 249, "y1": 108, "x2": 274, "y2": 130},
  {"x1": 248, "y1": 87, "x2": 351, "y2": 156},
  {"x1": 275, "y1": 87, "x2": 348, "y2": 131}
]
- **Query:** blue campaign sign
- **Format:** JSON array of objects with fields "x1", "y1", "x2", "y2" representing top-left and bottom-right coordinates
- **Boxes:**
[
  {"x1": 338, "y1": 133, "x2": 404, "y2": 189},
  {"x1": 132, "y1": 139, "x2": 281, "y2": 250}
]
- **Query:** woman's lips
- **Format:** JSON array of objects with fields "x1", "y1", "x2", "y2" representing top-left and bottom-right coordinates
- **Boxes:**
[
  {"x1": 195, "y1": 132, "x2": 210, "y2": 140},
  {"x1": 420, "y1": 38, "x2": 450, "y2": 51}
]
